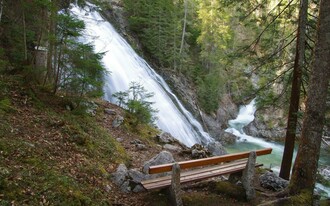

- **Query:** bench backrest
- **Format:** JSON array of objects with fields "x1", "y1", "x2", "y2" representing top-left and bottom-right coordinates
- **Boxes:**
[{"x1": 148, "y1": 148, "x2": 272, "y2": 174}]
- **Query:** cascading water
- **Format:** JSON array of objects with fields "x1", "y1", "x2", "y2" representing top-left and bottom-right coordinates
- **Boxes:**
[
  {"x1": 70, "y1": 4, "x2": 212, "y2": 147},
  {"x1": 226, "y1": 100, "x2": 330, "y2": 198},
  {"x1": 225, "y1": 99, "x2": 287, "y2": 172}
]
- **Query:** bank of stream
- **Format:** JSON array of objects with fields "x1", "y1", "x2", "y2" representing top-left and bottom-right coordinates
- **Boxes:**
[{"x1": 225, "y1": 100, "x2": 330, "y2": 198}]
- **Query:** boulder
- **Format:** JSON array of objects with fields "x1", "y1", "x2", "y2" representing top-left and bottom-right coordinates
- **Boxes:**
[
  {"x1": 220, "y1": 132, "x2": 238, "y2": 145},
  {"x1": 104, "y1": 108, "x2": 116, "y2": 115},
  {"x1": 112, "y1": 165, "x2": 148, "y2": 193},
  {"x1": 112, "y1": 115, "x2": 124, "y2": 128},
  {"x1": 142, "y1": 151, "x2": 175, "y2": 174},
  {"x1": 112, "y1": 164, "x2": 130, "y2": 192},
  {"x1": 206, "y1": 141, "x2": 227, "y2": 156},
  {"x1": 259, "y1": 171, "x2": 289, "y2": 191},
  {"x1": 136, "y1": 144, "x2": 147, "y2": 150},
  {"x1": 163, "y1": 144, "x2": 182, "y2": 152},
  {"x1": 128, "y1": 169, "x2": 148, "y2": 193},
  {"x1": 157, "y1": 132, "x2": 176, "y2": 144}
]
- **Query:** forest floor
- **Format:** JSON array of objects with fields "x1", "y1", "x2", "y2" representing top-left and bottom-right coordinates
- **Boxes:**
[{"x1": 0, "y1": 75, "x2": 327, "y2": 206}]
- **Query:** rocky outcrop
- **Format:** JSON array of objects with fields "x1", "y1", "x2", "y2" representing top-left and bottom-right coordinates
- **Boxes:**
[
  {"x1": 244, "y1": 108, "x2": 286, "y2": 141},
  {"x1": 259, "y1": 171, "x2": 288, "y2": 191}
]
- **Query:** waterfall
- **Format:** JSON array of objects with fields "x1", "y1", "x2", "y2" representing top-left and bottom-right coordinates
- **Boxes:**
[
  {"x1": 226, "y1": 100, "x2": 330, "y2": 198},
  {"x1": 70, "y1": 4, "x2": 213, "y2": 147},
  {"x1": 225, "y1": 99, "x2": 286, "y2": 172}
]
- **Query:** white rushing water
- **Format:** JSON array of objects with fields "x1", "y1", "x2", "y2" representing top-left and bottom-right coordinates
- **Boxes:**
[
  {"x1": 225, "y1": 99, "x2": 288, "y2": 172},
  {"x1": 70, "y1": 4, "x2": 212, "y2": 147},
  {"x1": 226, "y1": 100, "x2": 330, "y2": 198}
]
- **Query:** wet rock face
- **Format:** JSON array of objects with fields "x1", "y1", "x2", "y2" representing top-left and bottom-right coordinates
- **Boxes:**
[{"x1": 259, "y1": 171, "x2": 289, "y2": 192}]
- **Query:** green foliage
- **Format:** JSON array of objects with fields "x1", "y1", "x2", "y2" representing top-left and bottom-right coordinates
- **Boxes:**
[
  {"x1": 123, "y1": 0, "x2": 184, "y2": 69},
  {"x1": 52, "y1": 12, "x2": 105, "y2": 99},
  {"x1": 113, "y1": 82, "x2": 158, "y2": 126},
  {"x1": 196, "y1": 73, "x2": 222, "y2": 114},
  {"x1": 60, "y1": 42, "x2": 105, "y2": 97}
]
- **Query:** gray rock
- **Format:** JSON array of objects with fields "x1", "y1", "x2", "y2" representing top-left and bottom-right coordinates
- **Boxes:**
[
  {"x1": 220, "y1": 132, "x2": 238, "y2": 145},
  {"x1": 104, "y1": 108, "x2": 116, "y2": 115},
  {"x1": 86, "y1": 108, "x2": 96, "y2": 116},
  {"x1": 128, "y1": 169, "x2": 147, "y2": 183},
  {"x1": 105, "y1": 184, "x2": 111, "y2": 193},
  {"x1": 136, "y1": 144, "x2": 147, "y2": 150},
  {"x1": 120, "y1": 180, "x2": 131, "y2": 193},
  {"x1": 128, "y1": 169, "x2": 148, "y2": 193},
  {"x1": 112, "y1": 115, "x2": 124, "y2": 128},
  {"x1": 112, "y1": 164, "x2": 129, "y2": 187},
  {"x1": 131, "y1": 139, "x2": 143, "y2": 145},
  {"x1": 259, "y1": 171, "x2": 289, "y2": 191},
  {"x1": 206, "y1": 141, "x2": 227, "y2": 156},
  {"x1": 116, "y1": 138, "x2": 124, "y2": 142},
  {"x1": 132, "y1": 184, "x2": 145, "y2": 193},
  {"x1": 319, "y1": 166, "x2": 330, "y2": 181},
  {"x1": 142, "y1": 151, "x2": 175, "y2": 174},
  {"x1": 157, "y1": 132, "x2": 176, "y2": 144},
  {"x1": 163, "y1": 144, "x2": 181, "y2": 152},
  {"x1": 112, "y1": 165, "x2": 150, "y2": 193}
]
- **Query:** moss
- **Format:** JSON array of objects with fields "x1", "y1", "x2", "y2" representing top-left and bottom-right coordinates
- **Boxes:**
[
  {"x1": 144, "y1": 191, "x2": 170, "y2": 206},
  {"x1": 182, "y1": 193, "x2": 230, "y2": 206},
  {"x1": 211, "y1": 181, "x2": 246, "y2": 201},
  {"x1": 0, "y1": 98, "x2": 16, "y2": 113},
  {"x1": 275, "y1": 190, "x2": 313, "y2": 206}
]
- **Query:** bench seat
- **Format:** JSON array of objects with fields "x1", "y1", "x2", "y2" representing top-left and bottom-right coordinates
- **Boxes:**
[{"x1": 141, "y1": 159, "x2": 263, "y2": 190}]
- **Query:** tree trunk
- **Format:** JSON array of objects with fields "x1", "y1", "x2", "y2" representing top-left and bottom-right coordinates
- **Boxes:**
[
  {"x1": 288, "y1": 0, "x2": 330, "y2": 202},
  {"x1": 279, "y1": 0, "x2": 308, "y2": 180},
  {"x1": 44, "y1": 0, "x2": 56, "y2": 86},
  {"x1": 0, "y1": 0, "x2": 3, "y2": 23},
  {"x1": 179, "y1": 0, "x2": 187, "y2": 55},
  {"x1": 22, "y1": 1, "x2": 28, "y2": 61}
]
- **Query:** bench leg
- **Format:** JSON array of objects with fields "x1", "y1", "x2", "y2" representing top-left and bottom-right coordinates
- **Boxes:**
[
  {"x1": 242, "y1": 151, "x2": 257, "y2": 201},
  {"x1": 168, "y1": 163, "x2": 183, "y2": 206}
]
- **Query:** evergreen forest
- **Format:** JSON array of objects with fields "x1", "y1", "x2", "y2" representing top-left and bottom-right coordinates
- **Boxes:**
[{"x1": 0, "y1": 0, "x2": 329, "y2": 205}]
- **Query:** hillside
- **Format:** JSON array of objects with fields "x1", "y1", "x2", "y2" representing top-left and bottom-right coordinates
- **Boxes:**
[
  {"x1": 2, "y1": 75, "x2": 329, "y2": 205},
  {"x1": 0, "y1": 74, "x2": 162, "y2": 205}
]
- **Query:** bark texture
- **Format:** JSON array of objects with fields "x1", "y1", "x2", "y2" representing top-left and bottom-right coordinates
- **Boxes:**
[
  {"x1": 280, "y1": 0, "x2": 308, "y2": 180},
  {"x1": 289, "y1": 0, "x2": 330, "y2": 201}
]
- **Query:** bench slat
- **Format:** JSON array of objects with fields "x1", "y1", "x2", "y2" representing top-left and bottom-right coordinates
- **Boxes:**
[
  {"x1": 148, "y1": 148, "x2": 272, "y2": 174},
  {"x1": 141, "y1": 161, "x2": 263, "y2": 190},
  {"x1": 142, "y1": 159, "x2": 248, "y2": 185}
]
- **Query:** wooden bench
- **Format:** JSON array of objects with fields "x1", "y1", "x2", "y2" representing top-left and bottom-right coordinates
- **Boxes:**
[{"x1": 141, "y1": 148, "x2": 272, "y2": 205}]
